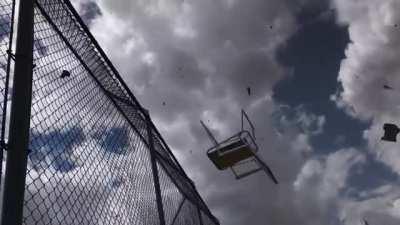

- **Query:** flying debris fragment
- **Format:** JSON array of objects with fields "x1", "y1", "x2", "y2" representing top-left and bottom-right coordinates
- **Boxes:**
[
  {"x1": 200, "y1": 110, "x2": 279, "y2": 184},
  {"x1": 247, "y1": 87, "x2": 251, "y2": 96},
  {"x1": 381, "y1": 123, "x2": 400, "y2": 142},
  {"x1": 362, "y1": 219, "x2": 370, "y2": 225},
  {"x1": 383, "y1": 84, "x2": 394, "y2": 90},
  {"x1": 60, "y1": 70, "x2": 70, "y2": 78},
  {"x1": 162, "y1": 101, "x2": 166, "y2": 106}
]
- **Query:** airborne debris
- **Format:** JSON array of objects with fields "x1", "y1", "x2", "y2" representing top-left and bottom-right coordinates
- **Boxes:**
[
  {"x1": 362, "y1": 219, "x2": 370, "y2": 225},
  {"x1": 162, "y1": 101, "x2": 166, "y2": 106},
  {"x1": 60, "y1": 70, "x2": 70, "y2": 78},
  {"x1": 383, "y1": 84, "x2": 394, "y2": 90},
  {"x1": 381, "y1": 123, "x2": 400, "y2": 142},
  {"x1": 200, "y1": 110, "x2": 279, "y2": 184},
  {"x1": 247, "y1": 87, "x2": 251, "y2": 96}
]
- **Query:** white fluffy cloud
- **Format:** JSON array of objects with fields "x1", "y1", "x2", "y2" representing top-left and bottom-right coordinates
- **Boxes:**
[
  {"x1": 339, "y1": 184, "x2": 400, "y2": 225},
  {"x1": 295, "y1": 148, "x2": 365, "y2": 200},
  {"x1": 332, "y1": 0, "x2": 400, "y2": 223},
  {"x1": 333, "y1": 0, "x2": 400, "y2": 121}
]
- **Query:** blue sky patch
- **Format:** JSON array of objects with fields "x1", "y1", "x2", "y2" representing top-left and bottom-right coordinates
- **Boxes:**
[{"x1": 273, "y1": 6, "x2": 369, "y2": 154}]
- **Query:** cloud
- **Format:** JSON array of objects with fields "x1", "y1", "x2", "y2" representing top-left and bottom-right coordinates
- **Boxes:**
[
  {"x1": 272, "y1": 105, "x2": 326, "y2": 158},
  {"x1": 80, "y1": 0, "x2": 102, "y2": 25},
  {"x1": 0, "y1": 15, "x2": 11, "y2": 42},
  {"x1": 339, "y1": 184, "x2": 400, "y2": 225},
  {"x1": 332, "y1": 0, "x2": 400, "y2": 120},
  {"x1": 295, "y1": 148, "x2": 365, "y2": 200},
  {"x1": 24, "y1": 120, "x2": 160, "y2": 224},
  {"x1": 290, "y1": 148, "x2": 365, "y2": 225},
  {"x1": 331, "y1": 0, "x2": 400, "y2": 223}
]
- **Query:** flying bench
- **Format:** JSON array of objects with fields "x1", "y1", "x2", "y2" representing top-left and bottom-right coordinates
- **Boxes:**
[{"x1": 201, "y1": 110, "x2": 278, "y2": 184}]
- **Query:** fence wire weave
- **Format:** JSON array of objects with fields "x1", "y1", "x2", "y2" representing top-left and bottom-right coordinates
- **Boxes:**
[{"x1": 0, "y1": 0, "x2": 219, "y2": 224}]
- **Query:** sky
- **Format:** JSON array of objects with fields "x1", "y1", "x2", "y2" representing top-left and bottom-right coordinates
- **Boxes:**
[{"x1": 38, "y1": 0, "x2": 400, "y2": 224}]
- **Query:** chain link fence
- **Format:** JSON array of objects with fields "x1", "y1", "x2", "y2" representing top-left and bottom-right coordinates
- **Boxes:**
[{"x1": 0, "y1": 0, "x2": 220, "y2": 224}]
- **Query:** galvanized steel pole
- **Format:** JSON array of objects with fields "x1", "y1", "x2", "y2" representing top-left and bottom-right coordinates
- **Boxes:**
[{"x1": 0, "y1": 0, "x2": 35, "y2": 224}]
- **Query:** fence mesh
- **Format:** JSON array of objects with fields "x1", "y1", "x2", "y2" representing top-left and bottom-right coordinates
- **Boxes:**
[{"x1": 0, "y1": 0, "x2": 219, "y2": 224}]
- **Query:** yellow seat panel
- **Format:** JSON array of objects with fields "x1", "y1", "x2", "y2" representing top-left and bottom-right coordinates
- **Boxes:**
[{"x1": 207, "y1": 142, "x2": 255, "y2": 170}]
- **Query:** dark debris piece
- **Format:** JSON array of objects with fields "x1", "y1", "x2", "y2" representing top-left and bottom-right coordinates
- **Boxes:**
[
  {"x1": 247, "y1": 87, "x2": 251, "y2": 96},
  {"x1": 162, "y1": 101, "x2": 166, "y2": 106},
  {"x1": 381, "y1": 123, "x2": 400, "y2": 142},
  {"x1": 60, "y1": 70, "x2": 71, "y2": 78},
  {"x1": 383, "y1": 84, "x2": 394, "y2": 90}
]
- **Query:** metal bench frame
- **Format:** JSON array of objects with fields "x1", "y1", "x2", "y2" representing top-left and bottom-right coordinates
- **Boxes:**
[{"x1": 201, "y1": 110, "x2": 278, "y2": 183}]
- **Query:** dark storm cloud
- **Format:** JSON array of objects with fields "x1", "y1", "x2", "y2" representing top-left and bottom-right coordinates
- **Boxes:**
[{"x1": 80, "y1": 0, "x2": 102, "y2": 26}]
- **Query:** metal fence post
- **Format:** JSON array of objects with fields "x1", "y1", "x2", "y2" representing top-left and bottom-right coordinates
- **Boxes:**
[
  {"x1": 0, "y1": 0, "x2": 35, "y2": 224},
  {"x1": 145, "y1": 110, "x2": 166, "y2": 225},
  {"x1": 197, "y1": 206, "x2": 204, "y2": 225}
]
